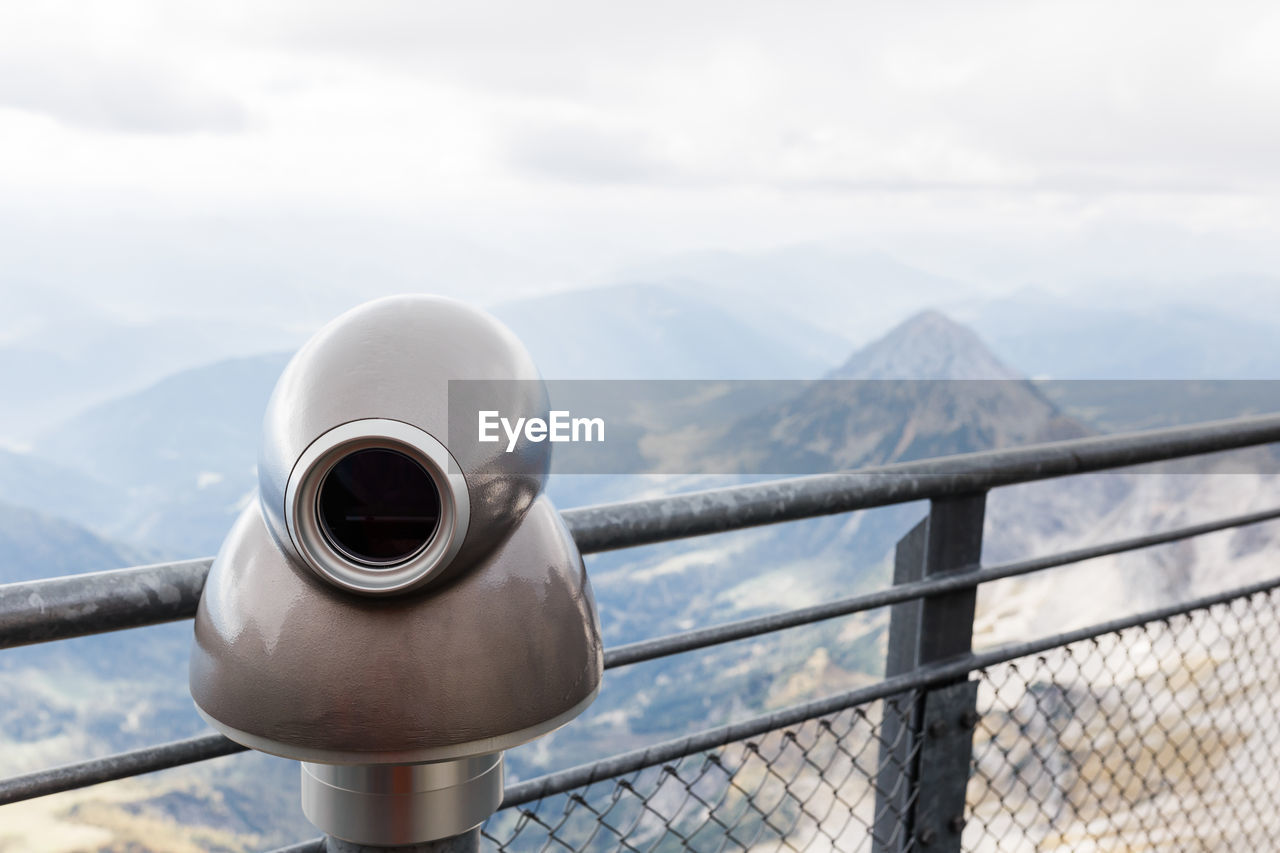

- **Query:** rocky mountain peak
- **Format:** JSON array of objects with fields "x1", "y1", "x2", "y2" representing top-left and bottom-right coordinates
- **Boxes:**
[{"x1": 830, "y1": 309, "x2": 1021, "y2": 380}]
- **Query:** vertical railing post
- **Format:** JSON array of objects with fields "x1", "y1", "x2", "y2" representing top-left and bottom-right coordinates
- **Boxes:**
[{"x1": 872, "y1": 493, "x2": 986, "y2": 852}]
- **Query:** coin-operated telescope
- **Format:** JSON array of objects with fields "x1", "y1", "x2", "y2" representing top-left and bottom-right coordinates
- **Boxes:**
[{"x1": 189, "y1": 295, "x2": 603, "y2": 849}]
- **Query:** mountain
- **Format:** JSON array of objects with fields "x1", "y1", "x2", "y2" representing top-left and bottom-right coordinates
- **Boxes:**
[
  {"x1": 952, "y1": 288, "x2": 1280, "y2": 380},
  {"x1": 620, "y1": 246, "x2": 968, "y2": 345},
  {"x1": 1036, "y1": 379, "x2": 1280, "y2": 433},
  {"x1": 828, "y1": 309, "x2": 1021, "y2": 381},
  {"x1": 563, "y1": 312, "x2": 1113, "y2": 765},
  {"x1": 0, "y1": 284, "x2": 308, "y2": 444},
  {"x1": 0, "y1": 500, "x2": 313, "y2": 851},
  {"x1": 490, "y1": 282, "x2": 845, "y2": 379},
  {"x1": 6, "y1": 299, "x2": 1277, "y2": 849},
  {"x1": 0, "y1": 449, "x2": 125, "y2": 533},
  {"x1": 36, "y1": 353, "x2": 292, "y2": 555},
  {"x1": 0, "y1": 500, "x2": 143, "y2": 585},
  {"x1": 637, "y1": 311, "x2": 1087, "y2": 477},
  {"x1": 30, "y1": 286, "x2": 848, "y2": 551}
]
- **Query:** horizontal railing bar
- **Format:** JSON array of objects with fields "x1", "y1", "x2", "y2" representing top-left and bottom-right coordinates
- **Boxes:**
[
  {"x1": 7, "y1": 563, "x2": 1280, "y2": 817},
  {"x1": 264, "y1": 841, "x2": 321, "y2": 853},
  {"x1": 0, "y1": 559, "x2": 210, "y2": 650},
  {"x1": 602, "y1": 504, "x2": 1280, "y2": 669},
  {"x1": 501, "y1": 570, "x2": 1280, "y2": 808},
  {"x1": 266, "y1": 564, "x2": 1280, "y2": 853},
  {"x1": 0, "y1": 733, "x2": 245, "y2": 806},
  {"x1": 567, "y1": 412, "x2": 1280, "y2": 553},
  {"x1": 4, "y1": 413, "x2": 1279, "y2": 650}
]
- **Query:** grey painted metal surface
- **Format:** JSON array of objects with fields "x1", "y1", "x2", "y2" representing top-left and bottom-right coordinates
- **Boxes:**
[
  {"x1": 190, "y1": 496, "x2": 601, "y2": 764},
  {"x1": 912, "y1": 681, "x2": 980, "y2": 848},
  {"x1": 871, "y1": 517, "x2": 931, "y2": 852},
  {"x1": 498, "y1": 569, "x2": 1280, "y2": 811},
  {"x1": 0, "y1": 733, "x2": 243, "y2": 806},
  {"x1": 256, "y1": 296, "x2": 551, "y2": 592},
  {"x1": 2, "y1": 409, "x2": 1280, "y2": 852},
  {"x1": 873, "y1": 495, "x2": 985, "y2": 852},
  {"x1": 323, "y1": 830, "x2": 479, "y2": 852},
  {"x1": 602, "y1": 502, "x2": 1280, "y2": 668},
  {"x1": 190, "y1": 295, "x2": 603, "y2": 770},
  {"x1": 5, "y1": 569, "x2": 1280, "y2": 819},
  {"x1": 0, "y1": 558, "x2": 210, "y2": 649},
  {"x1": 302, "y1": 757, "x2": 500, "y2": 846},
  {"x1": 190, "y1": 295, "x2": 606, "y2": 847},
  {"x1": 7, "y1": 502, "x2": 1278, "y2": 657},
  {"x1": 565, "y1": 411, "x2": 1280, "y2": 553},
  {"x1": 4, "y1": 412, "x2": 1280, "y2": 651},
  {"x1": 269, "y1": 830, "x2": 480, "y2": 852},
  {"x1": 4, "y1": 502, "x2": 1280, "y2": 807}
]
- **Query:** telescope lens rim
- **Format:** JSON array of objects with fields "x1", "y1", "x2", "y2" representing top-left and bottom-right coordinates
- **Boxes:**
[{"x1": 315, "y1": 447, "x2": 443, "y2": 567}]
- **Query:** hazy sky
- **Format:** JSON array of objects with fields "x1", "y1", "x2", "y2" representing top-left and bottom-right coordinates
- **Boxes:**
[{"x1": 4, "y1": 1, "x2": 1280, "y2": 322}]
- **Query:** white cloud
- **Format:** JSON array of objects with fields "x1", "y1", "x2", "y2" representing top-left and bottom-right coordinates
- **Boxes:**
[
  {"x1": 2, "y1": 0, "x2": 1280, "y2": 314},
  {"x1": 0, "y1": 48, "x2": 249, "y2": 135}
]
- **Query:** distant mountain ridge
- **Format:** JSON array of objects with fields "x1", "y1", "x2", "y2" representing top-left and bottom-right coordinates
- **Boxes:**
[
  {"x1": 490, "y1": 282, "x2": 847, "y2": 379},
  {"x1": 954, "y1": 287, "x2": 1280, "y2": 380},
  {"x1": 0, "y1": 499, "x2": 144, "y2": 585},
  {"x1": 6, "y1": 287, "x2": 1280, "y2": 850},
  {"x1": 675, "y1": 310, "x2": 1087, "y2": 476},
  {"x1": 15, "y1": 284, "x2": 854, "y2": 553}
]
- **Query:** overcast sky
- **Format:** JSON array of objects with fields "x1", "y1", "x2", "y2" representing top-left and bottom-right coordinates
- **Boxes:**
[{"x1": 3, "y1": 0, "x2": 1280, "y2": 323}]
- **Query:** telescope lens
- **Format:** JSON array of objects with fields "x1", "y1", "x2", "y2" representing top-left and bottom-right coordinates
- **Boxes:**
[{"x1": 318, "y1": 448, "x2": 441, "y2": 565}]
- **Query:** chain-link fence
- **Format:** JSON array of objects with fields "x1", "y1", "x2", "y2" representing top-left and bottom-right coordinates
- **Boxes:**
[
  {"x1": 483, "y1": 693, "x2": 920, "y2": 853},
  {"x1": 966, "y1": 588, "x2": 1280, "y2": 852},
  {"x1": 482, "y1": 587, "x2": 1280, "y2": 852}
]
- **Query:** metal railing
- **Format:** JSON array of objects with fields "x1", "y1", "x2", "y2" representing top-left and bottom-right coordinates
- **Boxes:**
[{"x1": 3, "y1": 412, "x2": 1280, "y2": 851}]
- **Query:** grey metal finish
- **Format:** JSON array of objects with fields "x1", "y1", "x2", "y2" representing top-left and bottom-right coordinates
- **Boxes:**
[
  {"x1": 4, "y1": 408, "x2": 1280, "y2": 852},
  {"x1": 5, "y1": 502, "x2": 1280, "y2": 805},
  {"x1": 912, "y1": 681, "x2": 980, "y2": 849},
  {"x1": 191, "y1": 497, "x2": 602, "y2": 764},
  {"x1": 912, "y1": 495, "x2": 986, "y2": 665},
  {"x1": 191, "y1": 294, "x2": 603, "y2": 777},
  {"x1": 281, "y1": 419, "x2": 470, "y2": 595},
  {"x1": 7, "y1": 413, "x2": 1280, "y2": 652},
  {"x1": 265, "y1": 836, "x2": 480, "y2": 853},
  {"x1": 8, "y1": 502, "x2": 1280, "y2": 655},
  {"x1": 564, "y1": 411, "x2": 1280, "y2": 553},
  {"x1": 265, "y1": 841, "x2": 323, "y2": 853},
  {"x1": 872, "y1": 517, "x2": 929, "y2": 851},
  {"x1": 188, "y1": 296, "x2": 608, "y2": 849},
  {"x1": 302, "y1": 755, "x2": 501, "y2": 845},
  {"x1": 499, "y1": 569, "x2": 1280, "y2": 811},
  {"x1": 603, "y1": 502, "x2": 1280, "y2": 668},
  {"x1": 874, "y1": 495, "x2": 985, "y2": 853},
  {"x1": 323, "y1": 828, "x2": 480, "y2": 851},
  {"x1": 0, "y1": 558, "x2": 209, "y2": 649},
  {"x1": 0, "y1": 733, "x2": 244, "y2": 805},
  {"x1": 256, "y1": 296, "x2": 551, "y2": 587},
  {"x1": 5, "y1": 567, "x2": 1280, "y2": 819}
]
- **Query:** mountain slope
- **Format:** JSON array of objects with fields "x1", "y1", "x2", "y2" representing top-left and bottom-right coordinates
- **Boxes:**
[
  {"x1": 685, "y1": 310, "x2": 1088, "y2": 476},
  {"x1": 621, "y1": 246, "x2": 966, "y2": 344},
  {"x1": 0, "y1": 449, "x2": 125, "y2": 533},
  {"x1": 491, "y1": 282, "x2": 839, "y2": 379},
  {"x1": 34, "y1": 353, "x2": 290, "y2": 554},
  {"x1": 0, "y1": 500, "x2": 145, "y2": 585},
  {"x1": 32, "y1": 286, "x2": 845, "y2": 551},
  {"x1": 829, "y1": 309, "x2": 1021, "y2": 381},
  {"x1": 954, "y1": 288, "x2": 1280, "y2": 380}
]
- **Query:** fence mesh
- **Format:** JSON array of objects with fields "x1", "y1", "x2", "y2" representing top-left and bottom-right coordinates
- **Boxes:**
[
  {"x1": 966, "y1": 589, "x2": 1280, "y2": 852},
  {"x1": 482, "y1": 690, "x2": 921, "y2": 852},
  {"x1": 480, "y1": 587, "x2": 1280, "y2": 852}
]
